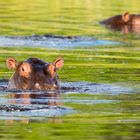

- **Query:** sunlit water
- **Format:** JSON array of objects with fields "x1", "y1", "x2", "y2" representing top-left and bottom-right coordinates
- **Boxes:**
[{"x1": 0, "y1": 0, "x2": 140, "y2": 140}]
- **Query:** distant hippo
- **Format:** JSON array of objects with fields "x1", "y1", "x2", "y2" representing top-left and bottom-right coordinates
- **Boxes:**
[
  {"x1": 100, "y1": 12, "x2": 140, "y2": 34},
  {"x1": 6, "y1": 57, "x2": 64, "y2": 90}
]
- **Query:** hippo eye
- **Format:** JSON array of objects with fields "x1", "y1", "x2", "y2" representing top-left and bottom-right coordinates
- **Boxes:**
[{"x1": 19, "y1": 63, "x2": 31, "y2": 78}]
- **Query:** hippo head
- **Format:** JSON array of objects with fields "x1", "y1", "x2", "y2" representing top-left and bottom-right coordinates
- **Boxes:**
[
  {"x1": 100, "y1": 12, "x2": 131, "y2": 26},
  {"x1": 99, "y1": 12, "x2": 140, "y2": 33},
  {"x1": 6, "y1": 57, "x2": 64, "y2": 90}
]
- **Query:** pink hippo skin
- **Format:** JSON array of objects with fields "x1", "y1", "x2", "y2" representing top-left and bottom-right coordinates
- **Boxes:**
[
  {"x1": 6, "y1": 57, "x2": 64, "y2": 90},
  {"x1": 100, "y1": 12, "x2": 140, "y2": 34}
]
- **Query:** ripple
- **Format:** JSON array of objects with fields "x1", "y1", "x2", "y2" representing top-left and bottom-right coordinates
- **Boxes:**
[
  {"x1": 0, "y1": 35, "x2": 120, "y2": 49},
  {"x1": 0, "y1": 80, "x2": 134, "y2": 120},
  {"x1": 0, "y1": 104, "x2": 74, "y2": 118},
  {"x1": 61, "y1": 82, "x2": 134, "y2": 95}
]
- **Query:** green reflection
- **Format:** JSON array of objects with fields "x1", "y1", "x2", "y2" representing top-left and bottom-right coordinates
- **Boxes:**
[{"x1": 0, "y1": 0, "x2": 140, "y2": 36}]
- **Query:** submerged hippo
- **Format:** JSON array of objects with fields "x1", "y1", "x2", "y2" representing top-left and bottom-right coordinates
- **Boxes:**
[
  {"x1": 100, "y1": 12, "x2": 140, "y2": 33},
  {"x1": 6, "y1": 57, "x2": 64, "y2": 90}
]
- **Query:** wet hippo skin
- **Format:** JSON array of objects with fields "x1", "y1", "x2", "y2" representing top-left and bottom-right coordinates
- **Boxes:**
[
  {"x1": 6, "y1": 57, "x2": 64, "y2": 90},
  {"x1": 100, "y1": 12, "x2": 140, "y2": 34}
]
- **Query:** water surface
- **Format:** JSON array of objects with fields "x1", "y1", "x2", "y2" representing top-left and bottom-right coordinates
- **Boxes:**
[
  {"x1": 0, "y1": 35, "x2": 120, "y2": 48},
  {"x1": 0, "y1": 0, "x2": 140, "y2": 140}
]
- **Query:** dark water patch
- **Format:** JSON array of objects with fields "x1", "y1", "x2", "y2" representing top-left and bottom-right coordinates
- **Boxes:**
[
  {"x1": 0, "y1": 104, "x2": 65, "y2": 112},
  {"x1": 0, "y1": 35, "x2": 120, "y2": 49},
  {"x1": 0, "y1": 104, "x2": 74, "y2": 118}
]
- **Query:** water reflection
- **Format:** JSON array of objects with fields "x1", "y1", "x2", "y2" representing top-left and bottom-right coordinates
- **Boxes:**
[
  {"x1": 0, "y1": 91, "x2": 74, "y2": 123},
  {"x1": 103, "y1": 24, "x2": 140, "y2": 34},
  {"x1": 9, "y1": 92, "x2": 61, "y2": 106},
  {"x1": 0, "y1": 80, "x2": 134, "y2": 122}
]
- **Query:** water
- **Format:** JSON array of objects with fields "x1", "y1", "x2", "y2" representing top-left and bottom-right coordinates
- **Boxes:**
[
  {"x1": 0, "y1": 81, "x2": 133, "y2": 120},
  {"x1": 0, "y1": 0, "x2": 140, "y2": 140},
  {"x1": 0, "y1": 35, "x2": 120, "y2": 49}
]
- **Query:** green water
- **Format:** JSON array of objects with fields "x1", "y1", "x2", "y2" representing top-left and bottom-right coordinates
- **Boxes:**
[{"x1": 0, "y1": 0, "x2": 140, "y2": 140}]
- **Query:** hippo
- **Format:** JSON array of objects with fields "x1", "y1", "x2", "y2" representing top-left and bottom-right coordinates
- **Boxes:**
[
  {"x1": 6, "y1": 57, "x2": 64, "y2": 90},
  {"x1": 100, "y1": 12, "x2": 140, "y2": 34}
]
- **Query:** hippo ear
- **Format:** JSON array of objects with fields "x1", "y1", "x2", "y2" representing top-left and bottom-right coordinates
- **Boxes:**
[
  {"x1": 47, "y1": 64, "x2": 55, "y2": 77},
  {"x1": 122, "y1": 12, "x2": 130, "y2": 23},
  {"x1": 53, "y1": 58, "x2": 64, "y2": 70},
  {"x1": 46, "y1": 58, "x2": 64, "y2": 77},
  {"x1": 6, "y1": 57, "x2": 17, "y2": 70}
]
